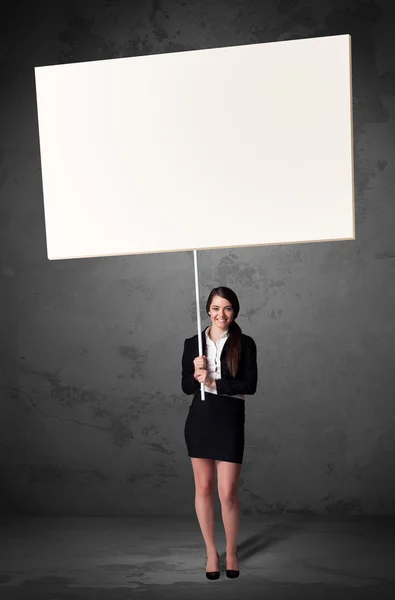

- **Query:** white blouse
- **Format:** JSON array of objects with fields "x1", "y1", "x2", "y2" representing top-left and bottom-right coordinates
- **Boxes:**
[{"x1": 203, "y1": 326, "x2": 245, "y2": 400}]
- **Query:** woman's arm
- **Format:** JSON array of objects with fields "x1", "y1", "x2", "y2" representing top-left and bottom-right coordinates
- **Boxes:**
[
  {"x1": 181, "y1": 339, "x2": 200, "y2": 395},
  {"x1": 215, "y1": 337, "x2": 258, "y2": 396}
]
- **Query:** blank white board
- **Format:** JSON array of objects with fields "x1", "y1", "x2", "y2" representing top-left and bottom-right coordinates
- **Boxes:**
[{"x1": 34, "y1": 34, "x2": 354, "y2": 260}]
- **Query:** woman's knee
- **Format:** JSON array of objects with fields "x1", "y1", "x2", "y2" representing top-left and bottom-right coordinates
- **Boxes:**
[
  {"x1": 191, "y1": 458, "x2": 215, "y2": 496},
  {"x1": 218, "y1": 487, "x2": 239, "y2": 507},
  {"x1": 195, "y1": 479, "x2": 215, "y2": 496}
]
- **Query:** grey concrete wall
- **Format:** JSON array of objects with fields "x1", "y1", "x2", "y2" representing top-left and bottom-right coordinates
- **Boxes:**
[{"x1": 1, "y1": 0, "x2": 395, "y2": 516}]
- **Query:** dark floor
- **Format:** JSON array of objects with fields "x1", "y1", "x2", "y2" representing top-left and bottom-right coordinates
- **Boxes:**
[{"x1": 0, "y1": 514, "x2": 394, "y2": 599}]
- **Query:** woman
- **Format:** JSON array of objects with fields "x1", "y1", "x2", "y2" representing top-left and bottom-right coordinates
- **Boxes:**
[{"x1": 181, "y1": 286, "x2": 258, "y2": 580}]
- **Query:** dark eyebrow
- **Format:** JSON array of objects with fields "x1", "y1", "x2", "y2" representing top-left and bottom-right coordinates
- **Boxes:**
[{"x1": 212, "y1": 305, "x2": 232, "y2": 308}]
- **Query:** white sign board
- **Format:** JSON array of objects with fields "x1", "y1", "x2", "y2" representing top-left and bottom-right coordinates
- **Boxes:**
[{"x1": 34, "y1": 34, "x2": 354, "y2": 261}]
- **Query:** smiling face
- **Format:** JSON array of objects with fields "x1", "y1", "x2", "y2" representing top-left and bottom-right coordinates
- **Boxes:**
[{"x1": 208, "y1": 295, "x2": 234, "y2": 332}]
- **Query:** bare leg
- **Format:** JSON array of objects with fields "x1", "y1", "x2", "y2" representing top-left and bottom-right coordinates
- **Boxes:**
[
  {"x1": 190, "y1": 457, "x2": 219, "y2": 571},
  {"x1": 217, "y1": 460, "x2": 242, "y2": 570}
]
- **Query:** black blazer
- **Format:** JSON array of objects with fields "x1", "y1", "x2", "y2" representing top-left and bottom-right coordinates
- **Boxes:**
[{"x1": 181, "y1": 328, "x2": 258, "y2": 396}]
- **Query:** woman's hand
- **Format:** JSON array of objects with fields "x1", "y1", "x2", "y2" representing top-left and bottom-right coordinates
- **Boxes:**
[
  {"x1": 193, "y1": 355, "x2": 207, "y2": 373},
  {"x1": 193, "y1": 355, "x2": 213, "y2": 387},
  {"x1": 194, "y1": 369, "x2": 213, "y2": 387}
]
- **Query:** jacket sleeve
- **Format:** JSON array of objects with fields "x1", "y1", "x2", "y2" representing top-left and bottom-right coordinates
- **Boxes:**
[
  {"x1": 215, "y1": 337, "x2": 258, "y2": 396},
  {"x1": 181, "y1": 339, "x2": 200, "y2": 395}
]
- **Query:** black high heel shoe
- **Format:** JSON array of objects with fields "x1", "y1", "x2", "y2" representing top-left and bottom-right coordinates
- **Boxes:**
[
  {"x1": 206, "y1": 551, "x2": 220, "y2": 580},
  {"x1": 226, "y1": 551, "x2": 240, "y2": 578}
]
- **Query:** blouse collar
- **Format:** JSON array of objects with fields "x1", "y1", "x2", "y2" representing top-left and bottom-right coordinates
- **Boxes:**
[{"x1": 205, "y1": 326, "x2": 229, "y2": 342}]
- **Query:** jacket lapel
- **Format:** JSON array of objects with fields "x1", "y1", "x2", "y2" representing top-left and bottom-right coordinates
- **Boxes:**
[{"x1": 201, "y1": 329, "x2": 207, "y2": 355}]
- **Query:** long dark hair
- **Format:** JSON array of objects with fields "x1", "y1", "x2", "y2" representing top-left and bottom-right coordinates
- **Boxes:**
[{"x1": 206, "y1": 286, "x2": 242, "y2": 378}]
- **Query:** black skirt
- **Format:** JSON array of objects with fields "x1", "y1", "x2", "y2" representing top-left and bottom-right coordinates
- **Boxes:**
[{"x1": 184, "y1": 390, "x2": 245, "y2": 464}]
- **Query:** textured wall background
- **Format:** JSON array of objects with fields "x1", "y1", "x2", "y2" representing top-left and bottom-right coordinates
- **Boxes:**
[{"x1": 1, "y1": 0, "x2": 395, "y2": 516}]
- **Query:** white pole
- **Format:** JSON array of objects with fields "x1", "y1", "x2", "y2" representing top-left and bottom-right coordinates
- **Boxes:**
[{"x1": 193, "y1": 250, "x2": 205, "y2": 401}]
